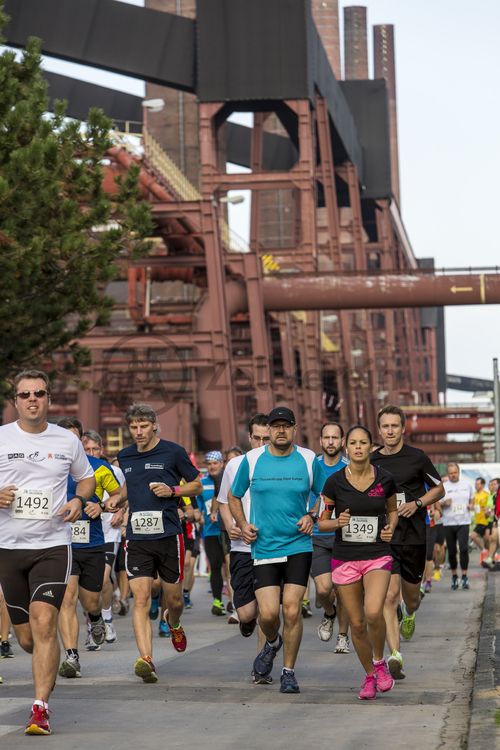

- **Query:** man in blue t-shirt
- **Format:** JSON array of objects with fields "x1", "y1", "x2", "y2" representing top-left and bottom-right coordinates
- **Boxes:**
[
  {"x1": 308, "y1": 422, "x2": 350, "y2": 653},
  {"x1": 117, "y1": 403, "x2": 201, "y2": 684},
  {"x1": 229, "y1": 406, "x2": 326, "y2": 695}
]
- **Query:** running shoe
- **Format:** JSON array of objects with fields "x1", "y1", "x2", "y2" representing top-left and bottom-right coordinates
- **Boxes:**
[
  {"x1": 169, "y1": 622, "x2": 187, "y2": 653},
  {"x1": 211, "y1": 598, "x2": 225, "y2": 616},
  {"x1": 424, "y1": 580, "x2": 432, "y2": 594},
  {"x1": 59, "y1": 655, "x2": 81, "y2": 678},
  {"x1": 0, "y1": 676, "x2": 3, "y2": 684},
  {"x1": 85, "y1": 630, "x2": 101, "y2": 652},
  {"x1": 226, "y1": 601, "x2": 234, "y2": 614},
  {"x1": 89, "y1": 616, "x2": 106, "y2": 646},
  {"x1": 253, "y1": 635, "x2": 283, "y2": 678},
  {"x1": 158, "y1": 620, "x2": 171, "y2": 638},
  {"x1": 334, "y1": 634, "x2": 351, "y2": 654},
  {"x1": 461, "y1": 575, "x2": 470, "y2": 590},
  {"x1": 373, "y1": 659, "x2": 395, "y2": 692},
  {"x1": 104, "y1": 619, "x2": 117, "y2": 643},
  {"x1": 0, "y1": 640, "x2": 14, "y2": 658},
  {"x1": 419, "y1": 583, "x2": 426, "y2": 598},
  {"x1": 317, "y1": 611, "x2": 336, "y2": 642},
  {"x1": 432, "y1": 567, "x2": 442, "y2": 582},
  {"x1": 280, "y1": 670, "x2": 300, "y2": 694},
  {"x1": 358, "y1": 673, "x2": 377, "y2": 700},
  {"x1": 183, "y1": 592, "x2": 193, "y2": 609},
  {"x1": 228, "y1": 611, "x2": 239, "y2": 624},
  {"x1": 387, "y1": 649, "x2": 405, "y2": 680},
  {"x1": 25, "y1": 704, "x2": 51, "y2": 735},
  {"x1": 117, "y1": 598, "x2": 129, "y2": 616},
  {"x1": 301, "y1": 599, "x2": 313, "y2": 618},
  {"x1": 239, "y1": 618, "x2": 257, "y2": 638},
  {"x1": 451, "y1": 574, "x2": 459, "y2": 591},
  {"x1": 149, "y1": 595, "x2": 160, "y2": 620},
  {"x1": 134, "y1": 656, "x2": 158, "y2": 683},
  {"x1": 400, "y1": 603, "x2": 416, "y2": 640},
  {"x1": 251, "y1": 670, "x2": 273, "y2": 685}
]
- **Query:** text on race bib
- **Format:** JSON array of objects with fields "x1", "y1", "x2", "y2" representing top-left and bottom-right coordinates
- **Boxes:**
[
  {"x1": 396, "y1": 493, "x2": 405, "y2": 509},
  {"x1": 131, "y1": 510, "x2": 164, "y2": 535},
  {"x1": 12, "y1": 488, "x2": 53, "y2": 521},
  {"x1": 342, "y1": 516, "x2": 379, "y2": 543},
  {"x1": 71, "y1": 520, "x2": 90, "y2": 543},
  {"x1": 452, "y1": 504, "x2": 467, "y2": 515}
]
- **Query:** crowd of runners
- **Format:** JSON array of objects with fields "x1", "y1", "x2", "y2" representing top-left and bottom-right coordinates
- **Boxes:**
[{"x1": 0, "y1": 368, "x2": 498, "y2": 734}]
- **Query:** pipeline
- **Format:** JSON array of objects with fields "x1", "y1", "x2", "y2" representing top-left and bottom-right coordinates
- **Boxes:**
[{"x1": 407, "y1": 416, "x2": 494, "y2": 435}]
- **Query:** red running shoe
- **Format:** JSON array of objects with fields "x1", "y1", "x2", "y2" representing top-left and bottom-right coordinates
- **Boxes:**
[
  {"x1": 168, "y1": 617, "x2": 187, "y2": 653},
  {"x1": 25, "y1": 704, "x2": 51, "y2": 735}
]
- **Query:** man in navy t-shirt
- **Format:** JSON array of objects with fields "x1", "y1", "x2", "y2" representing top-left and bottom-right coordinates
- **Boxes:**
[{"x1": 117, "y1": 403, "x2": 201, "y2": 684}]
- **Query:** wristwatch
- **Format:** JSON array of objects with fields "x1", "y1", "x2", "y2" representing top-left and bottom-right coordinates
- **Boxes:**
[
  {"x1": 415, "y1": 499, "x2": 424, "y2": 509},
  {"x1": 307, "y1": 511, "x2": 319, "y2": 522}
]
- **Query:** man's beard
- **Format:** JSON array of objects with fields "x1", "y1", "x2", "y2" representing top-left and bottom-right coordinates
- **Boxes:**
[{"x1": 324, "y1": 446, "x2": 342, "y2": 459}]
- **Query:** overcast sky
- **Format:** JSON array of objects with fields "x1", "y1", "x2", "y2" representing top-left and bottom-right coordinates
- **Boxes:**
[{"x1": 38, "y1": 0, "x2": 500, "y2": 395}]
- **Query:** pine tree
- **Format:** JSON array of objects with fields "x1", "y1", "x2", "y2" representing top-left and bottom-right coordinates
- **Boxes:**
[{"x1": 0, "y1": 9, "x2": 153, "y2": 401}]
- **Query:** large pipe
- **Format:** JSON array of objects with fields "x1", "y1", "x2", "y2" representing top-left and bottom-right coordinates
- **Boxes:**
[
  {"x1": 409, "y1": 441, "x2": 487, "y2": 455},
  {"x1": 407, "y1": 416, "x2": 494, "y2": 435}
]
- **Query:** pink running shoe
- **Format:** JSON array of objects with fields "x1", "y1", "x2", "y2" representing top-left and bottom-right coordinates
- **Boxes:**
[
  {"x1": 358, "y1": 673, "x2": 377, "y2": 700},
  {"x1": 374, "y1": 659, "x2": 395, "y2": 693}
]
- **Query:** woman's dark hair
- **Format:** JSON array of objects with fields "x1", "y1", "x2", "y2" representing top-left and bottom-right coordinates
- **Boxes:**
[{"x1": 345, "y1": 424, "x2": 373, "y2": 445}]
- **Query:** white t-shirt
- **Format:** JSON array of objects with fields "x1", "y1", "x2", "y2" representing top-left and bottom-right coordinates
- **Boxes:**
[
  {"x1": 218, "y1": 454, "x2": 250, "y2": 554},
  {"x1": 441, "y1": 478, "x2": 474, "y2": 526},
  {"x1": 0, "y1": 422, "x2": 94, "y2": 549},
  {"x1": 102, "y1": 464, "x2": 126, "y2": 543}
]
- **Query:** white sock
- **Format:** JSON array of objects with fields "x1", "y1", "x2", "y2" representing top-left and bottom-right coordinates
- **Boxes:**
[
  {"x1": 33, "y1": 700, "x2": 48, "y2": 710},
  {"x1": 102, "y1": 607, "x2": 112, "y2": 620}
]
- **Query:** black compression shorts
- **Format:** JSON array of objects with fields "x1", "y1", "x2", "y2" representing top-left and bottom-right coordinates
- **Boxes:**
[
  {"x1": 230, "y1": 551, "x2": 256, "y2": 609},
  {"x1": 71, "y1": 546, "x2": 106, "y2": 592},
  {"x1": 253, "y1": 552, "x2": 312, "y2": 590}
]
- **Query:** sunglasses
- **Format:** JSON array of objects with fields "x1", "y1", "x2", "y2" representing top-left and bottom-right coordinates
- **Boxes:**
[{"x1": 16, "y1": 390, "x2": 49, "y2": 400}]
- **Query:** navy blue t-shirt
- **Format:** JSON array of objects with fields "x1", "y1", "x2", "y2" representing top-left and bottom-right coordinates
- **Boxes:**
[{"x1": 118, "y1": 439, "x2": 199, "y2": 541}]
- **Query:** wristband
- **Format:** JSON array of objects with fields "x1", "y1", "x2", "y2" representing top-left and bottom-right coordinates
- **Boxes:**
[
  {"x1": 415, "y1": 499, "x2": 423, "y2": 509},
  {"x1": 73, "y1": 494, "x2": 88, "y2": 508},
  {"x1": 174, "y1": 485, "x2": 183, "y2": 497}
]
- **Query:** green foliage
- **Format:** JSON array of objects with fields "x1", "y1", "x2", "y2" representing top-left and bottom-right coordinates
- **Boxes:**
[{"x1": 0, "y1": 22, "x2": 153, "y2": 397}]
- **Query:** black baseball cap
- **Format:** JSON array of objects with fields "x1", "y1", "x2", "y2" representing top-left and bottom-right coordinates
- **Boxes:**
[{"x1": 267, "y1": 407, "x2": 296, "y2": 425}]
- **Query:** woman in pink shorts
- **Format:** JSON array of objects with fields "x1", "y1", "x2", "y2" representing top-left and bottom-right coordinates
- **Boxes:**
[{"x1": 319, "y1": 424, "x2": 398, "y2": 700}]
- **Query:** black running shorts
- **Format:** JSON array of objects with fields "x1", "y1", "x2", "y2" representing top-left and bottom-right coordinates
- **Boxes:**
[
  {"x1": 104, "y1": 541, "x2": 119, "y2": 568},
  {"x1": 125, "y1": 534, "x2": 185, "y2": 584},
  {"x1": 253, "y1": 552, "x2": 312, "y2": 591},
  {"x1": 71, "y1": 546, "x2": 106, "y2": 592},
  {"x1": 184, "y1": 537, "x2": 200, "y2": 558},
  {"x1": 230, "y1": 551, "x2": 255, "y2": 609},
  {"x1": 0, "y1": 545, "x2": 71, "y2": 625},
  {"x1": 390, "y1": 544, "x2": 426, "y2": 584}
]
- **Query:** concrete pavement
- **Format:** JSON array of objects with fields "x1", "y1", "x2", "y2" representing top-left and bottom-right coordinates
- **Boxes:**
[{"x1": 0, "y1": 559, "x2": 493, "y2": 749}]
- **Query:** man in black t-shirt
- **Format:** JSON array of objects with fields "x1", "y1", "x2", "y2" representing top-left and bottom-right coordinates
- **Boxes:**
[
  {"x1": 371, "y1": 405, "x2": 444, "y2": 681},
  {"x1": 117, "y1": 404, "x2": 202, "y2": 684}
]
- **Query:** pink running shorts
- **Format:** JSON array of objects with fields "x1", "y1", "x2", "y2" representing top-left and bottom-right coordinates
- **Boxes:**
[{"x1": 331, "y1": 555, "x2": 393, "y2": 585}]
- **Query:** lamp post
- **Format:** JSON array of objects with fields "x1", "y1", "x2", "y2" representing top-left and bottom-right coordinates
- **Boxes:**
[{"x1": 494, "y1": 358, "x2": 500, "y2": 461}]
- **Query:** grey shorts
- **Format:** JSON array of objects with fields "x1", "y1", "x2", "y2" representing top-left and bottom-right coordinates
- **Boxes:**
[{"x1": 311, "y1": 536, "x2": 335, "y2": 579}]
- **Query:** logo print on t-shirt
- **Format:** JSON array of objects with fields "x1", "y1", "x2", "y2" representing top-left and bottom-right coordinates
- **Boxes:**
[
  {"x1": 28, "y1": 451, "x2": 46, "y2": 463},
  {"x1": 368, "y1": 484, "x2": 385, "y2": 497}
]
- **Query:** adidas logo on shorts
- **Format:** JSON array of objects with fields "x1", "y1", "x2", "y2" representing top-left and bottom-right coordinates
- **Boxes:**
[{"x1": 42, "y1": 590, "x2": 54, "y2": 598}]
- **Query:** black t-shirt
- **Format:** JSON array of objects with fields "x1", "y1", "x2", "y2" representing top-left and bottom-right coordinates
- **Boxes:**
[
  {"x1": 322, "y1": 465, "x2": 396, "y2": 561},
  {"x1": 118, "y1": 439, "x2": 199, "y2": 541},
  {"x1": 370, "y1": 444, "x2": 442, "y2": 545}
]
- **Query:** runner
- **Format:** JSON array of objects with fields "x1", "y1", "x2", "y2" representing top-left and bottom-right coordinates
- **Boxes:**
[
  {"x1": 441, "y1": 463, "x2": 474, "y2": 589},
  {"x1": 117, "y1": 403, "x2": 202, "y2": 683},
  {"x1": 308, "y1": 422, "x2": 350, "y2": 652},
  {"x1": 371, "y1": 405, "x2": 444, "y2": 680},
  {"x1": 470, "y1": 476, "x2": 493, "y2": 559},
  {"x1": 319, "y1": 424, "x2": 398, "y2": 700},
  {"x1": 229, "y1": 406, "x2": 325, "y2": 694},
  {"x1": 217, "y1": 414, "x2": 272, "y2": 683},
  {"x1": 197, "y1": 451, "x2": 227, "y2": 617},
  {"x1": 57, "y1": 418, "x2": 121, "y2": 677},
  {"x1": 0, "y1": 369, "x2": 96, "y2": 734}
]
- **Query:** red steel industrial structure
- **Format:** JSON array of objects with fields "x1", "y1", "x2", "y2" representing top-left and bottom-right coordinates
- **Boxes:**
[{"x1": 3, "y1": 1, "x2": 498, "y2": 461}]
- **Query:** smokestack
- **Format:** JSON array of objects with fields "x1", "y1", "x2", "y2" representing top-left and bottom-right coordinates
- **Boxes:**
[
  {"x1": 344, "y1": 6, "x2": 368, "y2": 80},
  {"x1": 312, "y1": 0, "x2": 341, "y2": 79},
  {"x1": 373, "y1": 24, "x2": 400, "y2": 206}
]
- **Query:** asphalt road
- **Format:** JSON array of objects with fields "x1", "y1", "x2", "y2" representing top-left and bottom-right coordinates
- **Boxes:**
[{"x1": 0, "y1": 560, "x2": 489, "y2": 749}]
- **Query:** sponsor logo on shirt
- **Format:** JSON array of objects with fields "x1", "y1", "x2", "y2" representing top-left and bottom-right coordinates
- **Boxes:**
[
  {"x1": 145, "y1": 463, "x2": 165, "y2": 470},
  {"x1": 124, "y1": 467, "x2": 132, "y2": 473},
  {"x1": 47, "y1": 453, "x2": 67, "y2": 460},
  {"x1": 7, "y1": 453, "x2": 24, "y2": 460},
  {"x1": 368, "y1": 484, "x2": 385, "y2": 497},
  {"x1": 28, "y1": 451, "x2": 46, "y2": 463}
]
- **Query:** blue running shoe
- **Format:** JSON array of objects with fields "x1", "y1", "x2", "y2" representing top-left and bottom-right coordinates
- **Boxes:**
[
  {"x1": 280, "y1": 670, "x2": 300, "y2": 694},
  {"x1": 159, "y1": 619, "x2": 171, "y2": 638},
  {"x1": 183, "y1": 592, "x2": 193, "y2": 609},
  {"x1": 149, "y1": 595, "x2": 160, "y2": 620},
  {"x1": 253, "y1": 635, "x2": 283, "y2": 678}
]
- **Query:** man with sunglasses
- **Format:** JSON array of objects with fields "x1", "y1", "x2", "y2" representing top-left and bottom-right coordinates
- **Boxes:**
[
  {"x1": 229, "y1": 407, "x2": 326, "y2": 694},
  {"x1": 0, "y1": 369, "x2": 96, "y2": 735}
]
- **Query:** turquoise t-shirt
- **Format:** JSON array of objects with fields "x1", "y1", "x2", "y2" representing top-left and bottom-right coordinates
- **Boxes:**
[
  {"x1": 231, "y1": 444, "x2": 326, "y2": 559},
  {"x1": 309, "y1": 455, "x2": 349, "y2": 537},
  {"x1": 197, "y1": 475, "x2": 221, "y2": 537}
]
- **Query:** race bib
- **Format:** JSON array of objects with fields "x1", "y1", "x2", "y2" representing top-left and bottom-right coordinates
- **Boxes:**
[
  {"x1": 342, "y1": 516, "x2": 378, "y2": 543},
  {"x1": 12, "y1": 488, "x2": 53, "y2": 520},
  {"x1": 131, "y1": 510, "x2": 164, "y2": 535},
  {"x1": 205, "y1": 499, "x2": 214, "y2": 515},
  {"x1": 254, "y1": 556, "x2": 288, "y2": 566},
  {"x1": 71, "y1": 520, "x2": 90, "y2": 543},
  {"x1": 453, "y1": 504, "x2": 467, "y2": 516},
  {"x1": 396, "y1": 492, "x2": 405, "y2": 509}
]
